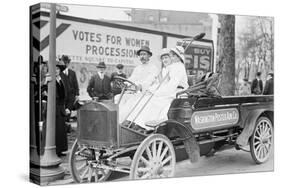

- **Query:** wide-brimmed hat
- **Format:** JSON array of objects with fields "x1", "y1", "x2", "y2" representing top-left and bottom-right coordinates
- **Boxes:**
[
  {"x1": 159, "y1": 48, "x2": 170, "y2": 59},
  {"x1": 170, "y1": 46, "x2": 185, "y2": 63},
  {"x1": 61, "y1": 55, "x2": 71, "y2": 63},
  {"x1": 97, "y1": 61, "x2": 106, "y2": 68},
  {"x1": 116, "y1": 64, "x2": 124, "y2": 69},
  {"x1": 136, "y1": 46, "x2": 153, "y2": 56}
]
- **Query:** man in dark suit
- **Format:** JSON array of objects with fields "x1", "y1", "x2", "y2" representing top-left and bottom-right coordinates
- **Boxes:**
[
  {"x1": 110, "y1": 64, "x2": 127, "y2": 96},
  {"x1": 61, "y1": 55, "x2": 79, "y2": 111},
  {"x1": 263, "y1": 72, "x2": 274, "y2": 95},
  {"x1": 251, "y1": 72, "x2": 263, "y2": 95},
  {"x1": 87, "y1": 62, "x2": 112, "y2": 100}
]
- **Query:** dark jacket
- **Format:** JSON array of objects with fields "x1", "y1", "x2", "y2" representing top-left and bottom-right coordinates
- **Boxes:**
[
  {"x1": 56, "y1": 77, "x2": 68, "y2": 110},
  {"x1": 110, "y1": 72, "x2": 127, "y2": 95},
  {"x1": 251, "y1": 78, "x2": 263, "y2": 95},
  {"x1": 60, "y1": 73, "x2": 69, "y2": 102},
  {"x1": 62, "y1": 68, "x2": 79, "y2": 110},
  {"x1": 263, "y1": 78, "x2": 274, "y2": 95},
  {"x1": 87, "y1": 74, "x2": 112, "y2": 100}
]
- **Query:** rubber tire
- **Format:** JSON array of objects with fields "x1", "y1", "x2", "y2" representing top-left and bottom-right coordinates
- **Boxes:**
[
  {"x1": 250, "y1": 116, "x2": 273, "y2": 164},
  {"x1": 130, "y1": 134, "x2": 176, "y2": 180},
  {"x1": 69, "y1": 139, "x2": 112, "y2": 182}
]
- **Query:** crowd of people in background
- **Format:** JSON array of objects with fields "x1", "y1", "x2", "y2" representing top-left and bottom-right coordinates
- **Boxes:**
[{"x1": 239, "y1": 71, "x2": 274, "y2": 96}]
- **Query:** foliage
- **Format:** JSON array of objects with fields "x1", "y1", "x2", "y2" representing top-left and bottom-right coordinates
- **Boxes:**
[{"x1": 235, "y1": 16, "x2": 274, "y2": 95}]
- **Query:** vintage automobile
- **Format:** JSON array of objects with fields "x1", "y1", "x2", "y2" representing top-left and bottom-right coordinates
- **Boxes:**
[
  {"x1": 69, "y1": 74, "x2": 273, "y2": 182},
  {"x1": 69, "y1": 34, "x2": 273, "y2": 182}
]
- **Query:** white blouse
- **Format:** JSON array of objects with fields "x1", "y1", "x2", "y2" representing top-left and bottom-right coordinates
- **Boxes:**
[{"x1": 153, "y1": 61, "x2": 188, "y2": 98}]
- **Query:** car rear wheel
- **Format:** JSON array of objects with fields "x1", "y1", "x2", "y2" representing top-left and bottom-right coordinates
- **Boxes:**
[
  {"x1": 69, "y1": 139, "x2": 112, "y2": 183},
  {"x1": 130, "y1": 134, "x2": 176, "y2": 180},
  {"x1": 250, "y1": 116, "x2": 273, "y2": 164}
]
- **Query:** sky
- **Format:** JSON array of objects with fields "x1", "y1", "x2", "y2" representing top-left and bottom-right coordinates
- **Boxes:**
[
  {"x1": 59, "y1": 3, "x2": 131, "y2": 21},
  {"x1": 48, "y1": 3, "x2": 265, "y2": 31}
]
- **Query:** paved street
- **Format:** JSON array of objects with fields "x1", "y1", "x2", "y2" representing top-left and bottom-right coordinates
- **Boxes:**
[
  {"x1": 49, "y1": 123, "x2": 274, "y2": 185},
  {"x1": 175, "y1": 147, "x2": 273, "y2": 178},
  {"x1": 111, "y1": 147, "x2": 273, "y2": 181}
]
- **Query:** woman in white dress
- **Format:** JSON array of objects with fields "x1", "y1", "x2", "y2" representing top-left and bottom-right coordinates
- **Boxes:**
[{"x1": 122, "y1": 46, "x2": 188, "y2": 130}]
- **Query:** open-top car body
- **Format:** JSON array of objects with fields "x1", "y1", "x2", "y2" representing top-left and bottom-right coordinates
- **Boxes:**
[
  {"x1": 69, "y1": 75, "x2": 273, "y2": 182},
  {"x1": 69, "y1": 33, "x2": 273, "y2": 182}
]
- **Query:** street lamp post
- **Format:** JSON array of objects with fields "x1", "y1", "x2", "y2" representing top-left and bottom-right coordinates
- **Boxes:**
[{"x1": 30, "y1": 3, "x2": 68, "y2": 184}]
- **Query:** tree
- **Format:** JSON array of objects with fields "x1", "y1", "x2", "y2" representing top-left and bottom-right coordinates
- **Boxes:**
[{"x1": 217, "y1": 15, "x2": 235, "y2": 96}]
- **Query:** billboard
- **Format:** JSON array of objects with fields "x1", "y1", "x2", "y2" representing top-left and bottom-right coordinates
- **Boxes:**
[
  {"x1": 35, "y1": 13, "x2": 163, "y2": 97},
  {"x1": 33, "y1": 11, "x2": 213, "y2": 97},
  {"x1": 39, "y1": 17, "x2": 163, "y2": 67}
]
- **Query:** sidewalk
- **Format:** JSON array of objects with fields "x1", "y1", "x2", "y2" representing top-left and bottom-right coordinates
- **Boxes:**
[{"x1": 47, "y1": 121, "x2": 77, "y2": 185}]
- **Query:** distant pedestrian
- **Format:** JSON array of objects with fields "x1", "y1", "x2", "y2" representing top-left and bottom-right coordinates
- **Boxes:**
[
  {"x1": 110, "y1": 64, "x2": 127, "y2": 96},
  {"x1": 55, "y1": 61, "x2": 69, "y2": 157},
  {"x1": 263, "y1": 72, "x2": 274, "y2": 95},
  {"x1": 251, "y1": 72, "x2": 263, "y2": 95},
  {"x1": 239, "y1": 78, "x2": 251, "y2": 96},
  {"x1": 87, "y1": 62, "x2": 113, "y2": 100}
]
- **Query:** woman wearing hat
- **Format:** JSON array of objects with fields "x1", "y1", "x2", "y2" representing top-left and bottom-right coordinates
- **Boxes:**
[
  {"x1": 168, "y1": 46, "x2": 188, "y2": 88},
  {"x1": 122, "y1": 47, "x2": 189, "y2": 130},
  {"x1": 150, "y1": 46, "x2": 188, "y2": 96},
  {"x1": 55, "y1": 61, "x2": 70, "y2": 157}
]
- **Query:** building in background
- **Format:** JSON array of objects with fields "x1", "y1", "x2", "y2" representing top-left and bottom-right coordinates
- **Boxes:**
[{"x1": 114, "y1": 9, "x2": 213, "y2": 39}]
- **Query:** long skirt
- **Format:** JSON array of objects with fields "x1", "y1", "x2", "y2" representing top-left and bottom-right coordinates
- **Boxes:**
[
  {"x1": 56, "y1": 104, "x2": 68, "y2": 155},
  {"x1": 119, "y1": 92, "x2": 173, "y2": 130}
]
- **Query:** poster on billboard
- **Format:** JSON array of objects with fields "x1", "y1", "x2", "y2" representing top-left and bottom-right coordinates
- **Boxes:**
[
  {"x1": 33, "y1": 12, "x2": 214, "y2": 98},
  {"x1": 35, "y1": 14, "x2": 163, "y2": 97}
]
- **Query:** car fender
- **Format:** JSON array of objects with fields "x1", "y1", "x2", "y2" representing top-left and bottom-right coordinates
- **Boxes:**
[
  {"x1": 236, "y1": 109, "x2": 267, "y2": 147},
  {"x1": 155, "y1": 119, "x2": 200, "y2": 163}
]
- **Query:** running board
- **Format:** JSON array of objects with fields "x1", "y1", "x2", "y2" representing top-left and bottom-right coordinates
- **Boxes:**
[{"x1": 198, "y1": 133, "x2": 238, "y2": 145}]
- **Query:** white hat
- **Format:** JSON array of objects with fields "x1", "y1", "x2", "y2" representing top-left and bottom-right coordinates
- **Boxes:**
[
  {"x1": 170, "y1": 46, "x2": 185, "y2": 63},
  {"x1": 159, "y1": 48, "x2": 170, "y2": 59}
]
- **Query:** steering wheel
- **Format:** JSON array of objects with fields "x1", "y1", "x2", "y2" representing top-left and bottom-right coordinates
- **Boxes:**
[{"x1": 113, "y1": 75, "x2": 139, "y2": 93}]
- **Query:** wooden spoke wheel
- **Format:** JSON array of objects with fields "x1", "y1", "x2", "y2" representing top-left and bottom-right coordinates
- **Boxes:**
[
  {"x1": 130, "y1": 134, "x2": 176, "y2": 180},
  {"x1": 69, "y1": 139, "x2": 112, "y2": 183},
  {"x1": 250, "y1": 117, "x2": 273, "y2": 164}
]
